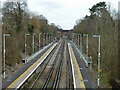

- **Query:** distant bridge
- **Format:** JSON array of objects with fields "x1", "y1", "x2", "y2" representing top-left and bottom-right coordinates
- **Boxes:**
[{"x1": 57, "y1": 29, "x2": 72, "y2": 38}]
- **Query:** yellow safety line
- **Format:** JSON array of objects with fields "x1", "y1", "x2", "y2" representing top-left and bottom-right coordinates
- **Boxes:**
[
  {"x1": 69, "y1": 43, "x2": 86, "y2": 89},
  {"x1": 7, "y1": 43, "x2": 56, "y2": 89}
]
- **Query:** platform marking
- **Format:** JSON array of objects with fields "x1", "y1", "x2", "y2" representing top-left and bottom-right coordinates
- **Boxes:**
[
  {"x1": 68, "y1": 43, "x2": 76, "y2": 89},
  {"x1": 69, "y1": 43, "x2": 86, "y2": 89}
]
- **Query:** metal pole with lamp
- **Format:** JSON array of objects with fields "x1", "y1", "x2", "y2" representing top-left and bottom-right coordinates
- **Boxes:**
[
  {"x1": 93, "y1": 35, "x2": 101, "y2": 88},
  {"x1": 39, "y1": 33, "x2": 41, "y2": 50},
  {"x1": 3, "y1": 34, "x2": 10, "y2": 80},
  {"x1": 25, "y1": 34, "x2": 30, "y2": 62},
  {"x1": 83, "y1": 34, "x2": 88, "y2": 60},
  {"x1": 80, "y1": 34, "x2": 82, "y2": 54},
  {"x1": 32, "y1": 33, "x2": 36, "y2": 54}
]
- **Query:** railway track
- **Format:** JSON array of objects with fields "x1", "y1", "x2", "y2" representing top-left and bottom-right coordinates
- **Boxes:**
[
  {"x1": 57, "y1": 39, "x2": 73, "y2": 89},
  {"x1": 66, "y1": 41, "x2": 73, "y2": 89},
  {"x1": 41, "y1": 39, "x2": 64, "y2": 89},
  {"x1": 24, "y1": 39, "x2": 63, "y2": 89},
  {"x1": 5, "y1": 36, "x2": 90, "y2": 89},
  {"x1": 29, "y1": 43, "x2": 57, "y2": 89},
  {"x1": 24, "y1": 38, "x2": 73, "y2": 89}
]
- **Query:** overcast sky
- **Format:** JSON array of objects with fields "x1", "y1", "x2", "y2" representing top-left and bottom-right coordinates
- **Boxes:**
[{"x1": 1, "y1": 0, "x2": 119, "y2": 29}]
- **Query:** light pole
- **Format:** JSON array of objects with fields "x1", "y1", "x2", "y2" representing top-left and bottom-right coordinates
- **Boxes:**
[
  {"x1": 50, "y1": 34, "x2": 53, "y2": 42},
  {"x1": 49, "y1": 34, "x2": 51, "y2": 43},
  {"x1": 72, "y1": 33, "x2": 73, "y2": 42},
  {"x1": 75, "y1": 33, "x2": 77, "y2": 45},
  {"x1": 33, "y1": 33, "x2": 36, "y2": 54},
  {"x1": 73, "y1": 33, "x2": 75, "y2": 44},
  {"x1": 78, "y1": 34, "x2": 80, "y2": 50},
  {"x1": 39, "y1": 33, "x2": 41, "y2": 50},
  {"x1": 80, "y1": 34, "x2": 82, "y2": 53},
  {"x1": 43, "y1": 33, "x2": 45, "y2": 47},
  {"x1": 93, "y1": 35, "x2": 101, "y2": 88},
  {"x1": 47, "y1": 33, "x2": 49, "y2": 44},
  {"x1": 47, "y1": 33, "x2": 48, "y2": 44},
  {"x1": 83, "y1": 34, "x2": 88, "y2": 60},
  {"x1": 77, "y1": 34, "x2": 79, "y2": 48},
  {"x1": 49, "y1": 33, "x2": 51, "y2": 43},
  {"x1": 25, "y1": 34, "x2": 30, "y2": 59},
  {"x1": 48, "y1": 33, "x2": 50, "y2": 43},
  {"x1": 3, "y1": 34, "x2": 10, "y2": 80}
]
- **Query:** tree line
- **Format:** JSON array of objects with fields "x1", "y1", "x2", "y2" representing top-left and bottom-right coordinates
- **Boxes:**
[
  {"x1": 73, "y1": 2, "x2": 118, "y2": 88},
  {"x1": 2, "y1": 1, "x2": 60, "y2": 66}
]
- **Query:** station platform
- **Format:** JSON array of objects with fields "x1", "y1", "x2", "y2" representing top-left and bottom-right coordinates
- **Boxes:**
[
  {"x1": 2, "y1": 40, "x2": 96, "y2": 89},
  {"x1": 2, "y1": 43, "x2": 57, "y2": 89},
  {"x1": 68, "y1": 42, "x2": 96, "y2": 88}
]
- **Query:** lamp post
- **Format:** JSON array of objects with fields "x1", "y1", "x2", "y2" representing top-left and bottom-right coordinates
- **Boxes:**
[
  {"x1": 3, "y1": 34, "x2": 10, "y2": 80},
  {"x1": 48, "y1": 33, "x2": 50, "y2": 43},
  {"x1": 80, "y1": 34, "x2": 82, "y2": 53},
  {"x1": 25, "y1": 34, "x2": 30, "y2": 60},
  {"x1": 78, "y1": 34, "x2": 80, "y2": 50},
  {"x1": 33, "y1": 33, "x2": 36, "y2": 54},
  {"x1": 75, "y1": 33, "x2": 77, "y2": 45},
  {"x1": 43, "y1": 33, "x2": 45, "y2": 47},
  {"x1": 83, "y1": 34, "x2": 88, "y2": 60},
  {"x1": 93, "y1": 35, "x2": 101, "y2": 88},
  {"x1": 46, "y1": 33, "x2": 48, "y2": 44},
  {"x1": 77, "y1": 34, "x2": 79, "y2": 48},
  {"x1": 49, "y1": 34, "x2": 51, "y2": 43},
  {"x1": 39, "y1": 33, "x2": 41, "y2": 50},
  {"x1": 47, "y1": 33, "x2": 49, "y2": 44},
  {"x1": 50, "y1": 34, "x2": 51, "y2": 43},
  {"x1": 72, "y1": 33, "x2": 73, "y2": 43},
  {"x1": 73, "y1": 33, "x2": 76, "y2": 44},
  {"x1": 72, "y1": 33, "x2": 73, "y2": 42},
  {"x1": 73, "y1": 33, "x2": 75, "y2": 44}
]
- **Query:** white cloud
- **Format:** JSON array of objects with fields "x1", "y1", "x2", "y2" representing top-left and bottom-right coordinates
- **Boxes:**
[
  {"x1": 27, "y1": 0, "x2": 119, "y2": 29},
  {"x1": 1, "y1": 0, "x2": 119, "y2": 29}
]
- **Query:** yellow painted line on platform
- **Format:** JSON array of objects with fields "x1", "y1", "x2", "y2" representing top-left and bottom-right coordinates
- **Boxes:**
[
  {"x1": 69, "y1": 43, "x2": 86, "y2": 89},
  {"x1": 7, "y1": 43, "x2": 56, "y2": 89}
]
